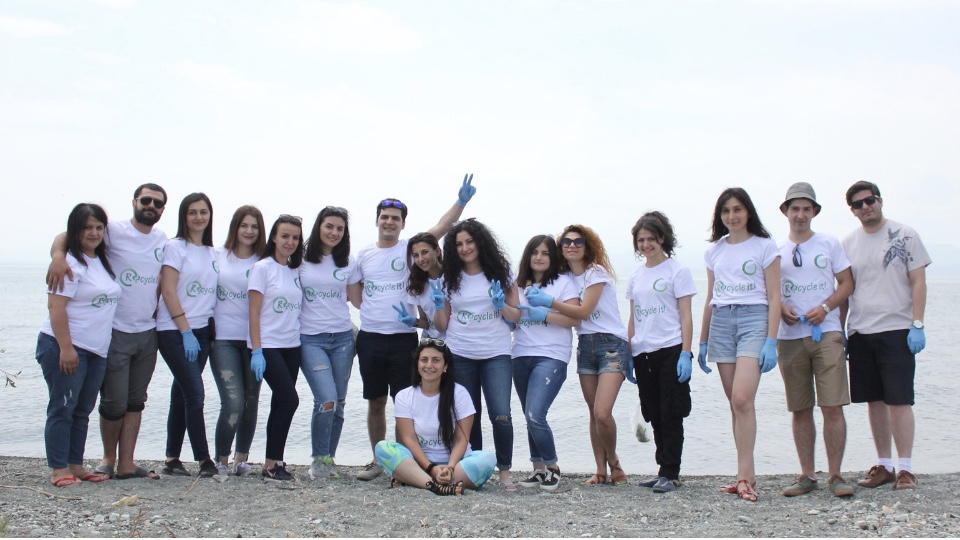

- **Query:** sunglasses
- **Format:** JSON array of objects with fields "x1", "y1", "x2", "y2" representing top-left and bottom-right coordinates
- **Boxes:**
[
  {"x1": 137, "y1": 196, "x2": 165, "y2": 209},
  {"x1": 278, "y1": 214, "x2": 302, "y2": 225},
  {"x1": 380, "y1": 199, "x2": 406, "y2": 209},
  {"x1": 561, "y1": 237, "x2": 585, "y2": 247},
  {"x1": 850, "y1": 195, "x2": 879, "y2": 210},
  {"x1": 792, "y1": 244, "x2": 802, "y2": 267},
  {"x1": 420, "y1": 337, "x2": 447, "y2": 348}
]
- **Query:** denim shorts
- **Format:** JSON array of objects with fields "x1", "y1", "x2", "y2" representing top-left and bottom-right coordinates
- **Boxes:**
[
  {"x1": 576, "y1": 333, "x2": 630, "y2": 376},
  {"x1": 707, "y1": 304, "x2": 769, "y2": 363}
]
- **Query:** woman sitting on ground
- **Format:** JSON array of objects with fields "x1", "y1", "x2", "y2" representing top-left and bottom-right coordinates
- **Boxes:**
[{"x1": 374, "y1": 339, "x2": 496, "y2": 495}]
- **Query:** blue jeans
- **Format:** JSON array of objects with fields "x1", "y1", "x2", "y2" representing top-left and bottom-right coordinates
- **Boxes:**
[
  {"x1": 157, "y1": 326, "x2": 213, "y2": 462},
  {"x1": 576, "y1": 333, "x2": 630, "y2": 376},
  {"x1": 708, "y1": 304, "x2": 769, "y2": 363},
  {"x1": 36, "y1": 333, "x2": 107, "y2": 469},
  {"x1": 300, "y1": 331, "x2": 355, "y2": 459},
  {"x1": 209, "y1": 339, "x2": 262, "y2": 459},
  {"x1": 512, "y1": 356, "x2": 568, "y2": 466},
  {"x1": 452, "y1": 354, "x2": 513, "y2": 471}
]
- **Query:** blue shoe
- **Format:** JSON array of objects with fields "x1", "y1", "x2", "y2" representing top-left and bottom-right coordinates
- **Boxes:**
[{"x1": 652, "y1": 476, "x2": 677, "y2": 493}]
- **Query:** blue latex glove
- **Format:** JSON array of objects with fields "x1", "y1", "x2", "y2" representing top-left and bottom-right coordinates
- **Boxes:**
[
  {"x1": 490, "y1": 280, "x2": 506, "y2": 310},
  {"x1": 181, "y1": 330, "x2": 200, "y2": 363},
  {"x1": 250, "y1": 348, "x2": 266, "y2": 382},
  {"x1": 393, "y1": 303, "x2": 416, "y2": 327},
  {"x1": 759, "y1": 337, "x2": 778, "y2": 373},
  {"x1": 625, "y1": 356, "x2": 637, "y2": 384},
  {"x1": 525, "y1": 287, "x2": 554, "y2": 308},
  {"x1": 429, "y1": 278, "x2": 445, "y2": 311},
  {"x1": 677, "y1": 351, "x2": 693, "y2": 383},
  {"x1": 456, "y1": 173, "x2": 476, "y2": 207},
  {"x1": 907, "y1": 326, "x2": 926, "y2": 354},
  {"x1": 798, "y1": 315, "x2": 823, "y2": 342},
  {"x1": 697, "y1": 342, "x2": 712, "y2": 374},
  {"x1": 519, "y1": 305, "x2": 548, "y2": 323}
]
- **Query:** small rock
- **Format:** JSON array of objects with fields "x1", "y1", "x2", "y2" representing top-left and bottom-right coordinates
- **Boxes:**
[
  {"x1": 883, "y1": 506, "x2": 896, "y2": 515},
  {"x1": 214, "y1": 474, "x2": 229, "y2": 484},
  {"x1": 884, "y1": 525, "x2": 903, "y2": 537},
  {"x1": 29, "y1": 528, "x2": 47, "y2": 537},
  {"x1": 827, "y1": 518, "x2": 838, "y2": 525},
  {"x1": 894, "y1": 514, "x2": 909, "y2": 522},
  {"x1": 738, "y1": 516, "x2": 751, "y2": 523},
  {"x1": 640, "y1": 517, "x2": 648, "y2": 525},
  {"x1": 93, "y1": 515, "x2": 105, "y2": 524},
  {"x1": 808, "y1": 510, "x2": 820, "y2": 515},
  {"x1": 82, "y1": 511, "x2": 92, "y2": 518},
  {"x1": 108, "y1": 513, "x2": 119, "y2": 523}
]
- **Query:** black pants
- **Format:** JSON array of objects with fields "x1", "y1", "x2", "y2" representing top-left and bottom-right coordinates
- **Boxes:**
[
  {"x1": 262, "y1": 347, "x2": 301, "y2": 461},
  {"x1": 635, "y1": 344, "x2": 691, "y2": 480}
]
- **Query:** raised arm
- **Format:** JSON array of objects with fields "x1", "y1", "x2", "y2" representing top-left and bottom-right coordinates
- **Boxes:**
[{"x1": 425, "y1": 174, "x2": 476, "y2": 240}]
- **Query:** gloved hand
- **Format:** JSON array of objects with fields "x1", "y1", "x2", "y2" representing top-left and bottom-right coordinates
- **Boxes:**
[
  {"x1": 250, "y1": 348, "x2": 266, "y2": 382},
  {"x1": 429, "y1": 278, "x2": 445, "y2": 311},
  {"x1": 697, "y1": 342, "x2": 712, "y2": 374},
  {"x1": 181, "y1": 330, "x2": 200, "y2": 363},
  {"x1": 525, "y1": 287, "x2": 554, "y2": 308},
  {"x1": 519, "y1": 305, "x2": 548, "y2": 323},
  {"x1": 907, "y1": 326, "x2": 926, "y2": 354},
  {"x1": 677, "y1": 351, "x2": 693, "y2": 383},
  {"x1": 490, "y1": 280, "x2": 506, "y2": 310},
  {"x1": 625, "y1": 356, "x2": 637, "y2": 384},
  {"x1": 456, "y1": 173, "x2": 476, "y2": 207},
  {"x1": 759, "y1": 337, "x2": 778, "y2": 373},
  {"x1": 393, "y1": 303, "x2": 416, "y2": 327}
]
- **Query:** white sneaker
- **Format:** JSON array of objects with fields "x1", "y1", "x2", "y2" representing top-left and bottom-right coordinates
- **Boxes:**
[
  {"x1": 356, "y1": 461, "x2": 383, "y2": 481},
  {"x1": 309, "y1": 457, "x2": 340, "y2": 479},
  {"x1": 215, "y1": 462, "x2": 229, "y2": 476},
  {"x1": 232, "y1": 461, "x2": 256, "y2": 476}
]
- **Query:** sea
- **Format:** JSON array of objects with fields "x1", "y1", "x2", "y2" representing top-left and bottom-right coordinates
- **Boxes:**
[{"x1": 1, "y1": 264, "x2": 957, "y2": 475}]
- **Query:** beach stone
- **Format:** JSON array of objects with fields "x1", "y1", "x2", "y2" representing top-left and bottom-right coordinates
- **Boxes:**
[
  {"x1": 807, "y1": 510, "x2": 820, "y2": 515},
  {"x1": 93, "y1": 515, "x2": 105, "y2": 524},
  {"x1": 737, "y1": 516, "x2": 751, "y2": 523},
  {"x1": 827, "y1": 518, "x2": 838, "y2": 525},
  {"x1": 883, "y1": 525, "x2": 903, "y2": 536}
]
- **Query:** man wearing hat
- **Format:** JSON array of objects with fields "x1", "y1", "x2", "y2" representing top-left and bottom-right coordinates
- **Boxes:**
[{"x1": 776, "y1": 182, "x2": 855, "y2": 497}]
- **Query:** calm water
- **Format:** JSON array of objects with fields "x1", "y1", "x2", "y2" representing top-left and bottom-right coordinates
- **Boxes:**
[{"x1": 1, "y1": 264, "x2": 957, "y2": 475}]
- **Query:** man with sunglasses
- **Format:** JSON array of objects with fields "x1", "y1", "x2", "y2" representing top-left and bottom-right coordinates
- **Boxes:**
[
  {"x1": 776, "y1": 182, "x2": 855, "y2": 498},
  {"x1": 46, "y1": 183, "x2": 169, "y2": 480},
  {"x1": 353, "y1": 175, "x2": 476, "y2": 480},
  {"x1": 842, "y1": 180, "x2": 930, "y2": 491}
]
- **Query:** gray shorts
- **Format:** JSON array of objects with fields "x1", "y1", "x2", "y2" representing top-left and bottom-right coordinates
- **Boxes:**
[{"x1": 98, "y1": 328, "x2": 159, "y2": 420}]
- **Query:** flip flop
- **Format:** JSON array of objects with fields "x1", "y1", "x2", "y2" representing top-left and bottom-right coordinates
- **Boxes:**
[
  {"x1": 51, "y1": 476, "x2": 80, "y2": 488},
  {"x1": 93, "y1": 464, "x2": 115, "y2": 479},
  {"x1": 116, "y1": 466, "x2": 161, "y2": 480},
  {"x1": 78, "y1": 472, "x2": 110, "y2": 483}
]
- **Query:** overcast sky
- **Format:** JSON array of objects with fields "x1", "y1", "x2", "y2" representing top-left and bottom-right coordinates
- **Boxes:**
[{"x1": 2, "y1": 1, "x2": 958, "y2": 275}]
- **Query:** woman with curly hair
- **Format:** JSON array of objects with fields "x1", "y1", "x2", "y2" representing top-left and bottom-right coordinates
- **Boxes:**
[
  {"x1": 432, "y1": 219, "x2": 521, "y2": 490},
  {"x1": 525, "y1": 224, "x2": 631, "y2": 486}
]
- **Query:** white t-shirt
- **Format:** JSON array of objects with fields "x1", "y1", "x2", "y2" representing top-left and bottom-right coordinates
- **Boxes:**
[
  {"x1": 42, "y1": 253, "x2": 122, "y2": 357},
  {"x1": 105, "y1": 219, "x2": 167, "y2": 333},
  {"x1": 299, "y1": 256, "x2": 361, "y2": 335},
  {"x1": 778, "y1": 233, "x2": 851, "y2": 340},
  {"x1": 842, "y1": 220, "x2": 931, "y2": 335},
  {"x1": 356, "y1": 239, "x2": 416, "y2": 335},
  {"x1": 247, "y1": 257, "x2": 302, "y2": 349},
  {"x1": 213, "y1": 247, "x2": 258, "y2": 341},
  {"x1": 512, "y1": 275, "x2": 579, "y2": 362},
  {"x1": 625, "y1": 258, "x2": 697, "y2": 356},
  {"x1": 564, "y1": 266, "x2": 628, "y2": 341},
  {"x1": 407, "y1": 282, "x2": 445, "y2": 340},
  {"x1": 704, "y1": 235, "x2": 779, "y2": 306},
  {"x1": 394, "y1": 383, "x2": 475, "y2": 464},
  {"x1": 156, "y1": 239, "x2": 218, "y2": 332},
  {"x1": 444, "y1": 272, "x2": 514, "y2": 359}
]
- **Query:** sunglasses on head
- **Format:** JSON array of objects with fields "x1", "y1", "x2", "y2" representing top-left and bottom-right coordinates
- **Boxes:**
[
  {"x1": 561, "y1": 237, "x2": 585, "y2": 247},
  {"x1": 278, "y1": 214, "x2": 302, "y2": 225},
  {"x1": 792, "y1": 244, "x2": 802, "y2": 267},
  {"x1": 850, "y1": 195, "x2": 879, "y2": 210},
  {"x1": 380, "y1": 199, "x2": 406, "y2": 209},
  {"x1": 420, "y1": 337, "x2": 447, "y2": 348},
  {"x1": 137, "y1": 196, "x2": 165, "y2": 209}
]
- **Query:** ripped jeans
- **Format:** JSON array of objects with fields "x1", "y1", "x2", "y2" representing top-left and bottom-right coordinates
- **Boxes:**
[
  {"x1": 300, "y1": 331, "x2": 355, "y2": 459},
  {"x1": 452, "y1": 353, "x2": 513, "y2": 471},
  {"x1": 209, "y1": 339, "x2": 262, "y2": 460},
  {"x1": 512, "y1": 356, "x2": 568, "y2": 466}
]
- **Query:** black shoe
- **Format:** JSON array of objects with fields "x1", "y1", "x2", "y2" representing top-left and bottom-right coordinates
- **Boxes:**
[
  {"x1": 638, "y1": 476, "x2": 659, "y2": 488},
  {"x1": 198, "y1": 459, "x2": 219, "y2": 478},
  {"x1": 262, "y1": 462, "x2": 294, "y2": 481},
  {"x1": 161, "y1": 458, "x2": 191, "y2": 477},
  {"x1": 427, "y1": 480, "x2": 463, "y2": 496},
  {"x1": 540, "y1": 467, "x2": 561, "y2": 492},
  {"x1": 518, "y1": 471, "x2": 546, "y2": 488}
]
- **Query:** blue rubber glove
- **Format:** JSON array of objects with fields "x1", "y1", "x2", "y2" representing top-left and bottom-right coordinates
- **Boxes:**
[
  {"x1": 393, "y1": 303, "x2": 416, "y2": 327},
  {"x1": 490, "y1": 280, "x2": 506, "y2": 310},
  {"x1": 677, "y1": 351, "x2": 693, "y2": 383},
  {"x1": 429, "y1": 278, "x2": 445, "y2": 311},
  {"x1": 456, "y1": 173, "x2": 475, "y2": 207},
  {"x1": 697, "y1": 342, "x2": 711, "y2": 374},
  {"x1": 810, "y1": 324, "x2": 823, "y2": 343},
  {"x1": 519, "y1": 305, "x2": 548, "y2": 323},
  {"x1": 625, "y1": 356, "x2": 637, "y2": 384},
  {"x1": 181, "y1": 330, "x2": 200, "y2": 363},
  {"x1": 907, "y1": 326, "x2": 925, "y2": 354},
  {"x1": 525, "y1": 287, "x2": 555, "y2": 308},
  {"x1": 250, "y1": 348, "x2": 266, "y2": 382},
  {"x1": 759, "y1": 337, "x2": 778, "y2": 373}
]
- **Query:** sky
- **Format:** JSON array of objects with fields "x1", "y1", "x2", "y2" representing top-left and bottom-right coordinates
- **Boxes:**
[{"x1": 2, "y1": 0, "x2": 958, "y2": 275}]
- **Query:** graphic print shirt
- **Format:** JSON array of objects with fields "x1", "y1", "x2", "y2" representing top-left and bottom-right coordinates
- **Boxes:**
[
  {"x1": 394, "y1": 383, "x2": 475, "y2": 464},
  {"x1": 105, "y1": 219, "x2": 167, "y2": 333},
  {"x1": 41, "y1": 253, "x2": 122, "y2": 357},
  {"x1": 625, "y1": 258, "x2": 697, "y2": 356},
  {"x1": 777, "y1": 233, "x2": 850, "y2": 340},
  {"x1": 704, "y1": 235, "x2": 779, "y2": 307},
  {"x1": 356, "y1": 240, "x2": 416, "y2": 335},
  {"x1": 299, "y1": 255, "x2": 361, "y2": 335}
]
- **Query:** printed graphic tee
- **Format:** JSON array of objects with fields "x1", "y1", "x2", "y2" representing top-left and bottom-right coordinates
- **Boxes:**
[
  {"x1": 394, "y1": 383, "x2": 475, "y2": 464},
  {"x1": 512, "y1": 274, "x2": 579, "y2": 362},
  {"x1": 299, "y1": 255, "x2": 361, "y2": 335},
  {"x1": 777, "y1": 233, "x2": 850, "y2": 340},
  {"x1": 247, "y1": 257, "x2": 302, "y2": 349},
  {"x1": 156, "y1": 239, "x2": 218, "y2": 332},
  {"x1": 105, "y1": 219, "x2": 167, "y2": 333},
  {"x1": 444, "y1": 271, "x2": 515, "y2": 359},
  {"x1": 704, "y1": 235, "x2": 779, "y2": 307},
  {"x1": 564, "y1": 266, "x2": 629, "y2": 341},
  {"x1": 213, "y1": 247, "x2": 259, "y2": 341},
  {"x1": 41, "y1": 253, "x2": 122, "y2": 357},
  {"x1": 625, "y1": 258, "x2": 697, "y2": 356},
  {"x1": 356, "y1": 240, "x2": 416, "y2": 335}
]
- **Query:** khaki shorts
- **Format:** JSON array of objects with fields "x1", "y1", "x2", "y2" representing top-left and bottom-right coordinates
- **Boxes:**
[{"x1": 777, "y1": 331, "x2": 850, "y2": 412}]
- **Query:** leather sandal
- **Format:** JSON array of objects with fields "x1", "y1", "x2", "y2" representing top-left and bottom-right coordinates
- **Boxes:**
[
  {"x1": 427, "y1": 480, "x2": 464, "y2": 496},
  {"x1": 719, "y1": 479, "x2": 756, "y2": 494},
  {"x1": 609, "y1": 461, "x2": 628, "y2": 485},
  {"x1": 582, "y1": 473, "x2": 607, "y2": 486},
  {"x1": 736, "y1": 479, "x2": 758, "y2": 502}
]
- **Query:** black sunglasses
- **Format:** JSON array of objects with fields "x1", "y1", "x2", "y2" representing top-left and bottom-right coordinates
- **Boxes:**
[
  {"x1": 137, "y1": 196, "x2": 165, "y2": 209},
  {"x1": 322, "y1": 206, "x2": 348, "y2": 217},
  {"x1": 420, "y1": 337, "x2": 447, "y2": 348},
  {"x1": 792, "y1": 244, "x2": 802, "y2": 267},
  {"x1": 850, "y1": 195, "x2": 879, "y2": 210},
  {"x1": 278, "y1": 214, "x2": 302, "y2": 225},
  {"x1": 561, "y1": 237, "x2": 585, "y2": 247}
]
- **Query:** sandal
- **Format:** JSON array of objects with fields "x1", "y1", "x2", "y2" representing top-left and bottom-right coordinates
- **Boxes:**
[
  {"x1": 498, "y1": 481, "x2": 518, "y2": 492},
  {"x1": 582, "y1": 473, "x2": 607, "y2": 486},
  {"x1": 78, "y1": 472, "x2": 110, "y2": 483},
  {"x1": 116, "y1": 466, "x2": 161, "y2": 480},
  {"x1": 735, "y1": 479, "x2": 758, "y2": 502},
  {"x1": 93, "y1": 464, "x2": 115, "y2": 479},
  {"x1": 427, "y1": 480, "x2": 464, "y2": 496},
  {"x1": 51, "y1": 476, "x2": 80, "y2": 488},
  {"x1": 609, "y1": 461, "x2": 628, "y2": 485},
  {"x1": 390, "y1": 477, "x2": 407, "y2": 488},
  {"x1": 720, "y1": 479, "x2": 756, "y2": 494}
]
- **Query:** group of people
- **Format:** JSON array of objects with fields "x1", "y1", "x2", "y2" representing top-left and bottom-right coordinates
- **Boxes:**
[{"x1": 37, "y1": 176, "x2": 929, "y2": 502}]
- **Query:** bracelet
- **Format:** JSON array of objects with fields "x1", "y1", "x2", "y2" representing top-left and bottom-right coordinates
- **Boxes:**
[
  {"x1": 425, "y1": 463, "x2": 437, "y2": 474},
  {"x1": 171, "y1": 313, "x2": 186, "y2": 320}
]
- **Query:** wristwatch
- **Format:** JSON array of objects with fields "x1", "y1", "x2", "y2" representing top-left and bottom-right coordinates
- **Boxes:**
[
  {"x1": 912, "y1": 320, "x2": 924, "y2": 329},
  {"x1": 821, "y1": 303, "x2": 831, "y2": 314}
]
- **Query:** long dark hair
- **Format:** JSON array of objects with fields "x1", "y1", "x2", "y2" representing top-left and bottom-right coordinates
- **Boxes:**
[
  {"x1": 175, "y1": 192, "x2": 214, "y2": 246},
  {"x1": 631, "y1": 211, "x2": 679, "y2": 258},
  {"x1": 304, "y1": 206, "x2": 351, "y2": 267},
  {"x1": 406, "y1": 232, "x2": 442, "y2": 296},
  {"x1": 516, "y1": 235, "x2": 561, "y2": 288},
  {"x1": 410, "y1": 341, "x2": 459, "y2": 451},
  {"x1": 262, "y1": 215, "x2": 304, "y2": 269},
  {"x1": 224, "y1": 205, "x2": 265, "y2": 256},
  {"x1": 66, "y1": 203, "x2": 115, "y2": 279},
  {"x1": 441, "y1": 219, "x2": 511, "y2": 294},
  {"x1": 709, "y1": 187, "x2": 770, "y2": 242}
]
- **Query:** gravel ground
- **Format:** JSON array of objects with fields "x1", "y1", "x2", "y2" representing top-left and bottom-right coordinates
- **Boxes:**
[{"x1": 1, "y1": 456, "x2": 958, "y2": 538}]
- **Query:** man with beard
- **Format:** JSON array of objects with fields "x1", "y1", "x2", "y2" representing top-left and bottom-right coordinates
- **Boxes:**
[{"x1": 47, "y1": 183, "x2": 169, "y2": 480}]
